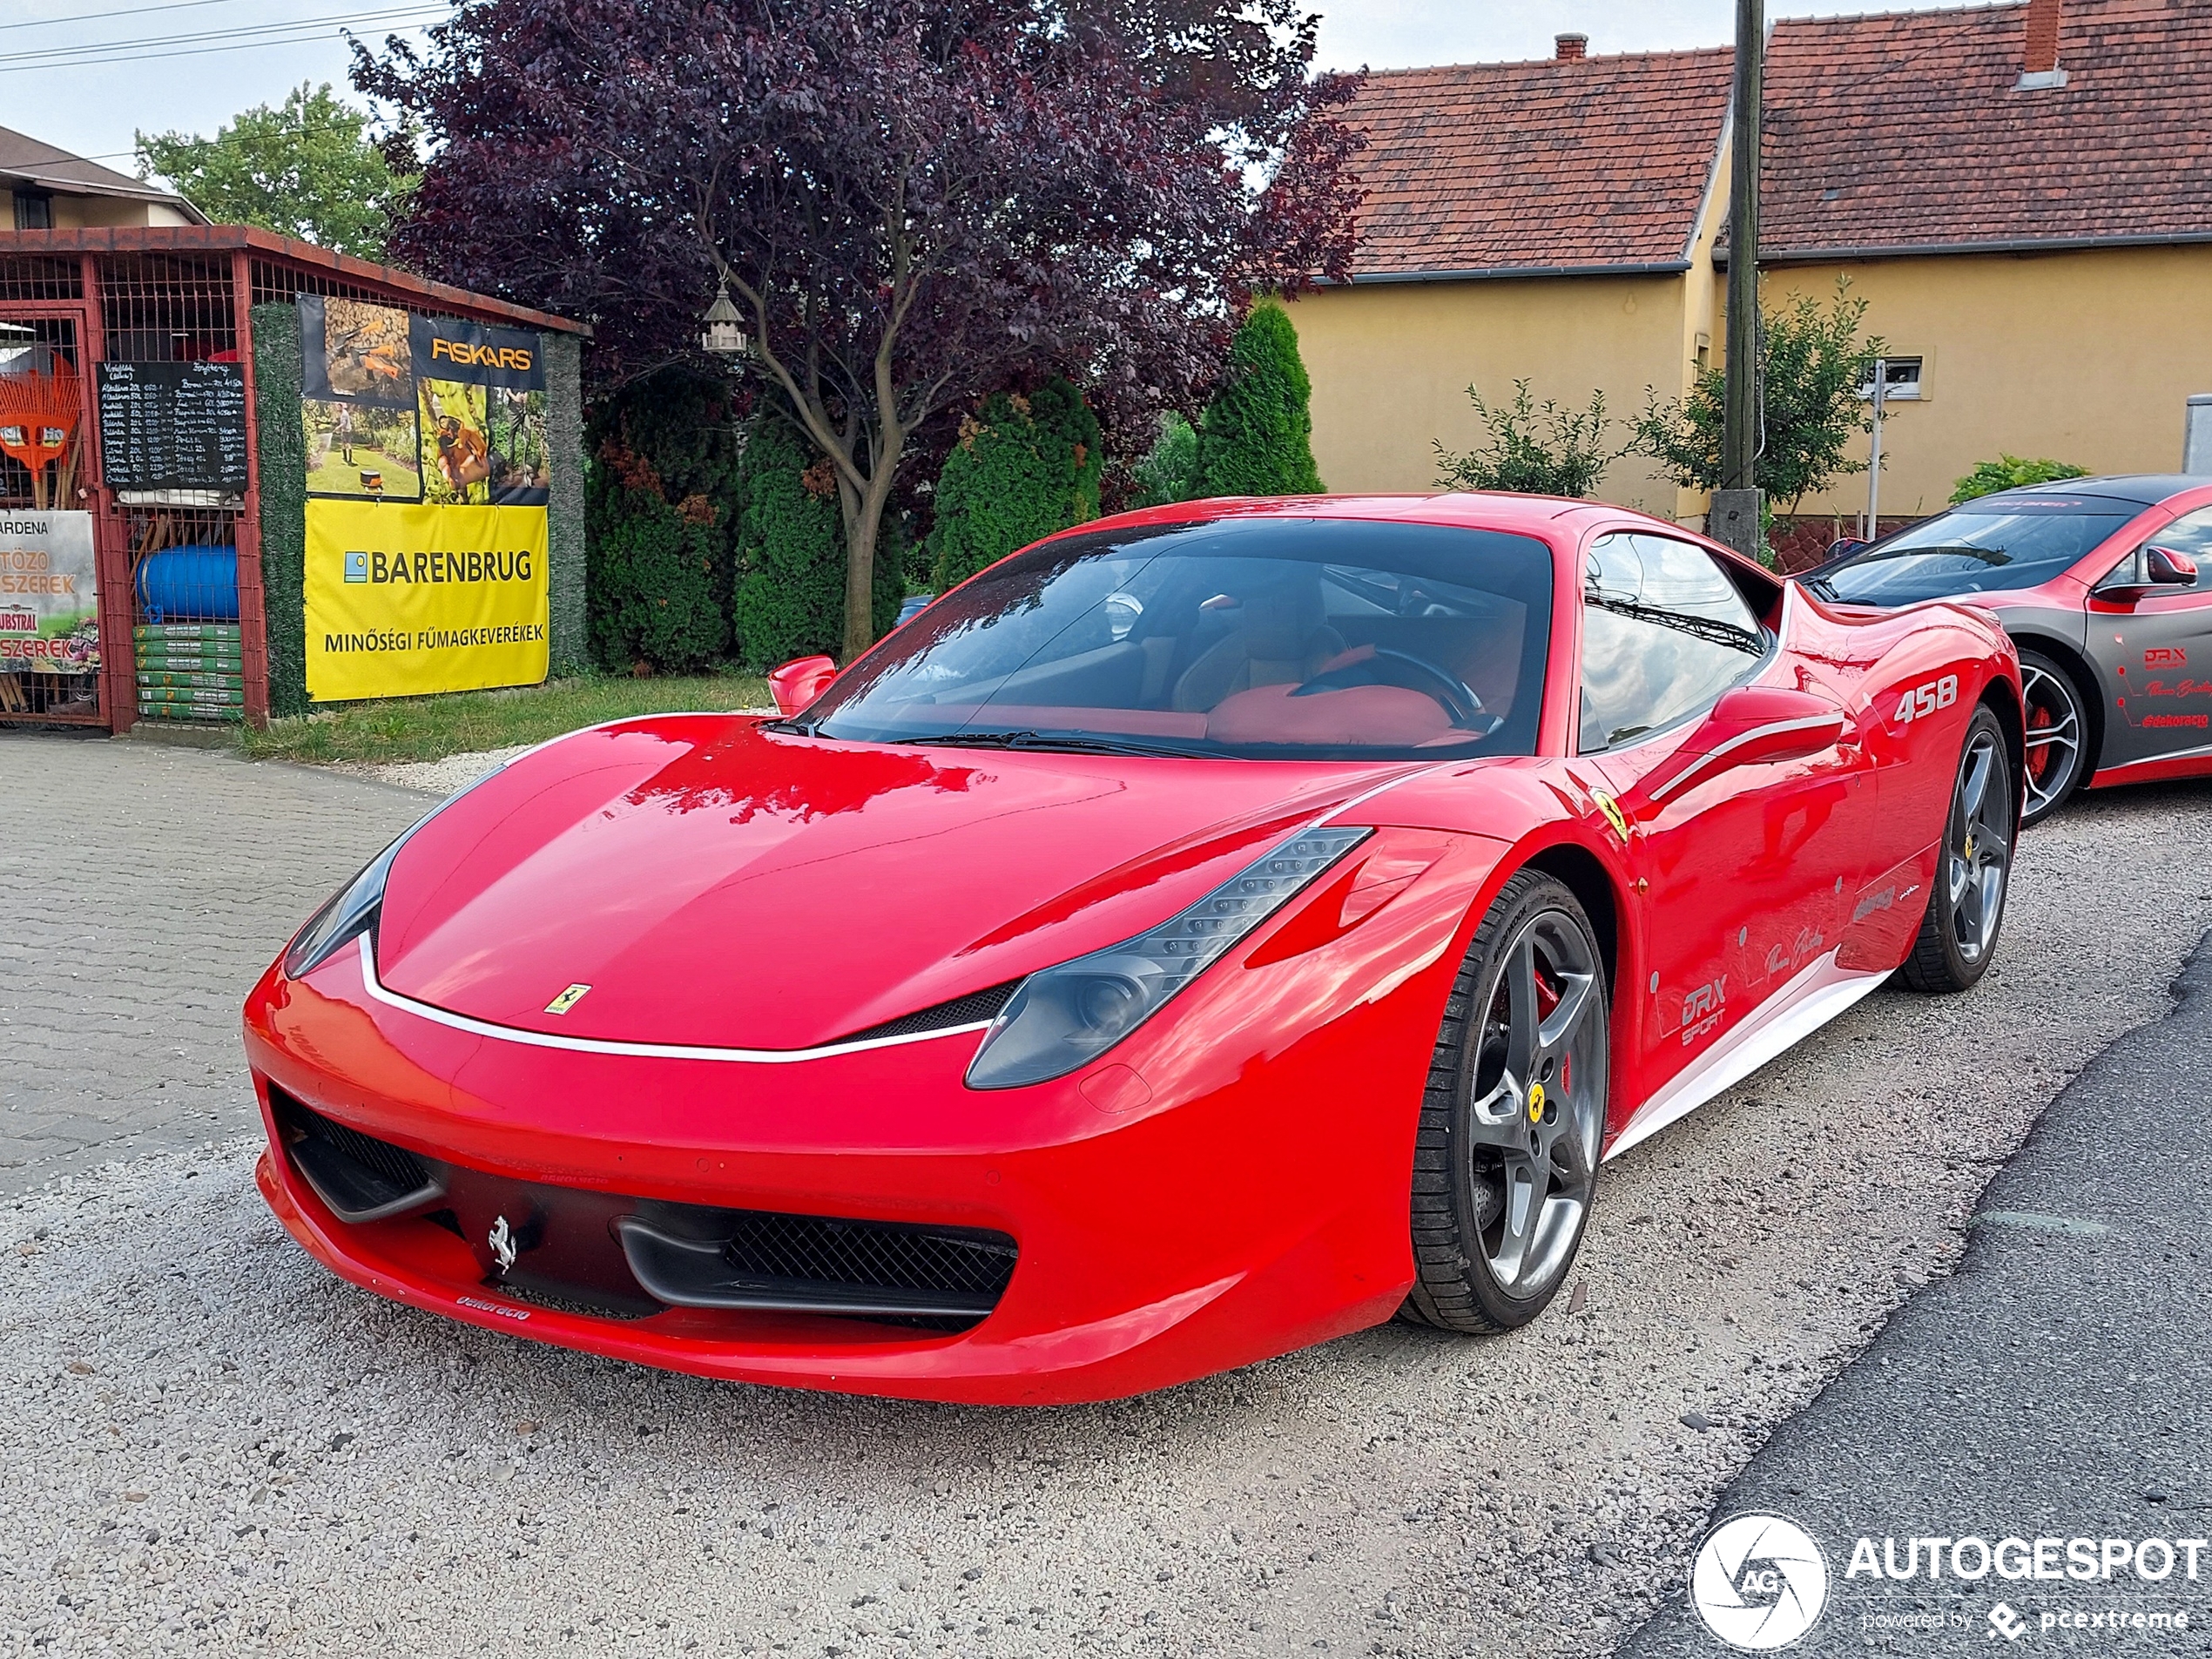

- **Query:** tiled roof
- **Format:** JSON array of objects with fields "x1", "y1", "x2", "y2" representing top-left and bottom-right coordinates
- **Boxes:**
[
  {"x1": 1750, "y1": 0, "x2": 2212, "y2": 258},
  {"x1": 0, "y1": 125, "x2": 202, "y2": 219},
  {"x1": 1339, "y1": 48, "x2": 1737, "y2": 279}
]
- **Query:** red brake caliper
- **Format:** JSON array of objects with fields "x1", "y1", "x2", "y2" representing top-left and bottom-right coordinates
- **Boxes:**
[{"x1": 2027, "y1": 705, "x2": 2054, "y2": 782}]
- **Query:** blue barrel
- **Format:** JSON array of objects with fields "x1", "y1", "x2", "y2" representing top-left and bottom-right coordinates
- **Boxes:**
[{"x1": 137, "y1": 546, "x2": 240, "y2": 624}]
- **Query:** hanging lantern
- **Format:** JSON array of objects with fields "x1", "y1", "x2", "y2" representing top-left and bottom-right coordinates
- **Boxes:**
[{"x1": 700, "y1": 283, "x2": 748, "y2": 357}]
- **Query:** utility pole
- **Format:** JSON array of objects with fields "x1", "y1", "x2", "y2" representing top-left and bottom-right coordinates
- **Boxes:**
[{"x1": 1713, "y1": 0, "x2": 1766, "y2": 564}]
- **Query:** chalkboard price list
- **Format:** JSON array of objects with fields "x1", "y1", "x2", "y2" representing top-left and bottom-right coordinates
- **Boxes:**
[{"x1": 96, "y1": 361, "x2": 250, "y2": 493}]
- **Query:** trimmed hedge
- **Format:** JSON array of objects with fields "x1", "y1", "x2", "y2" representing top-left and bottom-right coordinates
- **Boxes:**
[
  {"x1": 1193, "y1": 301, "x2": 1324, "y2": 498},
  {"x1": 928, "y1": 379, "x2": 1103, "y2": 590},
  {"x1": 731, "y1": 410, "x2": 903, "y2": 668},
  {"x1": 584, "y1": 370, "x2": 738, "y2": 674}
]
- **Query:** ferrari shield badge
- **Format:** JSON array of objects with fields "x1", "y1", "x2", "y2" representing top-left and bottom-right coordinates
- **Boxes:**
[
  {"x1": 544, "y1": 983, "x2": 592, "y2": 1015},
  {"x1": 1593, "y1": 792, "x2": 1630, "y2": 844}
]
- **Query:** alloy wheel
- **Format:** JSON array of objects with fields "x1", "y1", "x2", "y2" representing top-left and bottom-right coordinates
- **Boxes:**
[
  {"x1": 1947, "y1": 728, "x2": 2012, "y2": 966},
  {"x1": 2020, "y1": 658, "x2": 2085, "y2": 822},
  {"x1": 1463, "y1": 909, "x2": 1606, "y2": 1299}
]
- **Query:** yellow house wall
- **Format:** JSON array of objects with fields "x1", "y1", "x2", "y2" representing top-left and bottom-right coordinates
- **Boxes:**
[
  {"x1": 1286, "y1": 273, "x2": 1697, "y2": 517},
  {"x1": 1758, "y1": 247, "x2": 2212, "y2": 521}
]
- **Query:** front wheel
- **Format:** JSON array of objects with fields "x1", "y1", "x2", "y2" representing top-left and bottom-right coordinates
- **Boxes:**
[
  {"x1": 1404, "y1": 871, "x2": 1609, "y2": 1333},
  {"x1": 1899, "y1": 705, "x2": 2015, "y2": 993}
]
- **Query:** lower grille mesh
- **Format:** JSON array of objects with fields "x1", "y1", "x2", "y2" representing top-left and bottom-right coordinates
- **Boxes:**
[{"x1": 721, "y1": 1210, "x2": 1016, "y2": 1299}]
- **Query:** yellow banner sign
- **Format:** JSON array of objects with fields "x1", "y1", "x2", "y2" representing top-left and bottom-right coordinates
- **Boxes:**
[{"x1": 305, "y1": 500, "x2": 549, "y2": 702}]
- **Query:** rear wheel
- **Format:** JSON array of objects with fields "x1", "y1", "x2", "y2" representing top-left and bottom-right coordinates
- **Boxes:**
[
  {"x1": 2019, "y1": 650, "x2": 2088, "y2": 826},
  {"x1": 1404, "y1": 871, "x2": 1608, "y2": 1333},
  {"x1": 1899, "y1": 705, "x2": 2014, "y2": 994}
]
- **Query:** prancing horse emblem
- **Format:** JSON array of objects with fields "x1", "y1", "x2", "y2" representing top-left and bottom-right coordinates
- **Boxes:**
[{"x1": 488, "y1": 1215, "x2": 518, "y2": 1273}]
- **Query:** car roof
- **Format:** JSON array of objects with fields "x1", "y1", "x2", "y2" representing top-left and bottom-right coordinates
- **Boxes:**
[
  {"x1": 1094, "y1": 491, "x2": 1675, "y2": 537},
  {"x1": 1968, "y1": 475, "x2": 2210, "y2": 509}
]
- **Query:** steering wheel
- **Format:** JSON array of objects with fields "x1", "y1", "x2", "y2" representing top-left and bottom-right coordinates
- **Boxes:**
[{"x1": 1292, "y1": 647, "x2": 1494, "y2": 732}]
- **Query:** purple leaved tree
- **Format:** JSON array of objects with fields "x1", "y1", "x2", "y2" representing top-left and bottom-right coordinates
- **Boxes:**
[{"x1": 356, "y1": 0, "x2": 1362, "y2": 659}]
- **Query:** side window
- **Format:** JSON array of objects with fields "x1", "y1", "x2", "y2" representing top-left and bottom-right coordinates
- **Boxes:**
[
  {"x1": 2145, "y1": 505, "x2": 2212, "y2": 590},
  {"x1": 1578, "y1": 533, "x2": 1766, "y2": 752}
]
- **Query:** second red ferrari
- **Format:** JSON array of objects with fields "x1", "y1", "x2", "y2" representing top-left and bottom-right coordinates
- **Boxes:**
[{"x1": 246, "y1": 492, "x2": 2021, "y2": 1403}]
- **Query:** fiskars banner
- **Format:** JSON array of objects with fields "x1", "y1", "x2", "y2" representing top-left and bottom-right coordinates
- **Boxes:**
[{"x1": 304, "y1": 499, "x2": 548, "y2": 702}]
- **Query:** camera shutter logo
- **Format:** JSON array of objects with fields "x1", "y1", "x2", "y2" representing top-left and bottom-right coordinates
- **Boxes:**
[{"x1": 1690, "y1": 1513, "x2": 1831, "y2": 1649}]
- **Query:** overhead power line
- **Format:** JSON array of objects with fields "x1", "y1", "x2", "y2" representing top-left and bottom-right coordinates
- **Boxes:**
[
  {"x1": 0, "y1": 0, "x2": 341, "y2": 34},
  {"x1": 0, "y1": 3, "x2": 448, "y2": 70}
]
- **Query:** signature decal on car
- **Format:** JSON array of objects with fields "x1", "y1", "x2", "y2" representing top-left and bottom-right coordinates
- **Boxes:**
[
  {"x1": 544, "y1": 982, "x2": 592, "y2": 1015},
  {"x1": 1892, "y1": 673, "x2": 1959, "y2": 726},
  {"x1": 1764, "y1": 927, "x2": 1826, "y2": 977}
]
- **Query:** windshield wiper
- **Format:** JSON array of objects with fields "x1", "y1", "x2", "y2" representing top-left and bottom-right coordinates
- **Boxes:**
[{"x1": 889, "y1": 728, "x2": 1213, "y2": 759}]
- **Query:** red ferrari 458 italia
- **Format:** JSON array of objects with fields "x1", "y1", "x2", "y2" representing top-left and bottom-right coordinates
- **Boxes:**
[{"x1": 246, "y1": 495, "x2": 2021, "y2": 1404}]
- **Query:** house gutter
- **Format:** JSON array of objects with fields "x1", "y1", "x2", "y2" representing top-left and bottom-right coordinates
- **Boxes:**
[
  {"x1": 1331, "y1": 260, "x2": 1693, "y2": 285},
  {"x1": 1714, "y1": 229, "x2": 2212, "y2": 266}
]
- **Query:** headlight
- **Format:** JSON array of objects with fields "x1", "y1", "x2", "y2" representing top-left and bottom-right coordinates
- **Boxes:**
[
  {"x1": 965, "y1": 825, "x2": 1370, "y2": 1089},
  {"x1": 282, "y1": 833, "x2": 412, "y2": 980},
  {"x1": 280, "y1": 759, "x2": 516, "y2": 980}
]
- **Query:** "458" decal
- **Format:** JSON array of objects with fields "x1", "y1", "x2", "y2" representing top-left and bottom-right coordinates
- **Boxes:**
[{"x1": 1893, "y1": 673, "x2": 1959, "y2": 724}]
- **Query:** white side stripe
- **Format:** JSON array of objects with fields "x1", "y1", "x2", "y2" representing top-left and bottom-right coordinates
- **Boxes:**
[
  {"x1": 1645, "y1": 713, "x2": 1844, "y2": 802},
  {"x1": 354, "y1": 934, "x2": 993, "y2": 1064}
]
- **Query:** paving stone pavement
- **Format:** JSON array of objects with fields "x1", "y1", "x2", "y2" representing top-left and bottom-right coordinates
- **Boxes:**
[{"x1": 0, "y1": 732, "x2": 434, "y2": 1194}]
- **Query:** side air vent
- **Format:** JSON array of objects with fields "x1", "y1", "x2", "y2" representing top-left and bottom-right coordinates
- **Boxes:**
[
  {"x1": 839, "y1": 981, "x2": 1021, "y2": 1046},
  {"x1": 270, "y1": 1087, "x2": 446, "y2": 1224}
]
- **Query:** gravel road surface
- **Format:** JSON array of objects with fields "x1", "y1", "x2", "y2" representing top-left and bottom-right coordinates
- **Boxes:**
[{"x1": 3, "y1": 735, "x2": 2210, "y2": 1657}]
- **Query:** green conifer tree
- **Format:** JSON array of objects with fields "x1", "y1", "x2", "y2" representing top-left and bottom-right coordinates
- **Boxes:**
[
  {"x1": 584, "y1": 370, "x2": 736, "y2": 674},
  {"x1": 1192, "y1": 302, "x2": 1324, "y2": 498},
  {"x1": 732, "y1": 410, "x2": 904, "y2": 666},
  {"x1": 928, "y1": 379, "x2": 1104, "y2": 590}
]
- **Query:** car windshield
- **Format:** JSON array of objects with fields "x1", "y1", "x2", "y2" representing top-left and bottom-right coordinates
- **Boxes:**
[
  {"x1": 1809, "y1": 498, "x2": 2139, "y2": 604},
  {"x1": 797, "y1": 516, "x2": 1555, "y2": 759}
]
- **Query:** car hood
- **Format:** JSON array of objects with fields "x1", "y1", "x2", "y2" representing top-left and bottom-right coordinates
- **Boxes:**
[{"x1": 372, "y1": 714, "x2": 1415, "y2": 1050}]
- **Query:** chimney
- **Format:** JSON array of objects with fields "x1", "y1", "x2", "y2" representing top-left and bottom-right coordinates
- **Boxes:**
[
  {"x1": 2018, "y1": 0, "x2": 2069, "y2": 88},
  {"x1": 1555, "y1": 32, "x2": 1588, "y2": 61}
]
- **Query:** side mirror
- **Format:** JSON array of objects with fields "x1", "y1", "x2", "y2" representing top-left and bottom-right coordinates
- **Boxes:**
[
  {"x1": 2146, "y1": 545, "x2": 2198, "y2": 586},
  {"x1": 1640, "y1": 685, "x2": 1848, "y2": 805},
  {"x1": 2097, "y1": 545, "x2": 2199, "y2": 599},
  {"x1": 766, "y1": 654, "x2": 838, "y2": 718}
]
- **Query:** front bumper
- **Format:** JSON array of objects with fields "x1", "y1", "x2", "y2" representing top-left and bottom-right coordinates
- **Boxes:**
[{"x1": 241, "y1": 853, "x2": 1482, "y2": 1403}]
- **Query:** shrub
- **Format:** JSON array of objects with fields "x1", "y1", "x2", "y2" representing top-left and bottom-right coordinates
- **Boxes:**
[
  {"x1": 1951, "y1": 455, "x2": 2091, "y2": 504},
  {"x1": 732, "y1": 410, "x2": 904, "y2": 667},
  {"x1": 1433, "y1": 381, "x2": 1629, "y2": 498},
  {"x1": 1633, "y1": 277, "x2": 1883, "y2": 516},
  {"x1": 584, "y1": 369, "x2": 737, "y2": 674},
  {"x1": 1193, "y1": 301, "x2": 1324, "y2": 497},
  {"x1": 928, "y1": 379, "x2": 1103, "y2": 590},
  {"x1": 1130, "y1": 411, "x2": 1200, "y2": 508}
]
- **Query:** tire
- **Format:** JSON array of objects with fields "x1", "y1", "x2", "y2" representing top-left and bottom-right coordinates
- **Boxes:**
[
  {"x1": 1898, "y1": 705, "x2": 2015, "y2": 994},
  {"x1": 1404, "y1": 871, "x2": 1608, "y2": 1333},
  {"x1": 2018, "y1": 649, "x2": 2089, "y2": 826}
]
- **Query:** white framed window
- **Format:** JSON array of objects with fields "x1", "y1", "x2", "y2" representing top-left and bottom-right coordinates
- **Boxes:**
[{"x1": 1858, "y1": 356, "x2": 1924, "y2": 402}]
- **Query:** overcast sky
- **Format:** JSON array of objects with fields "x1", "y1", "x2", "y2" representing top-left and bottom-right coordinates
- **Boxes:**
[{"x1": 7, "y1": 0, "x2": 2006, "y2": 179}]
